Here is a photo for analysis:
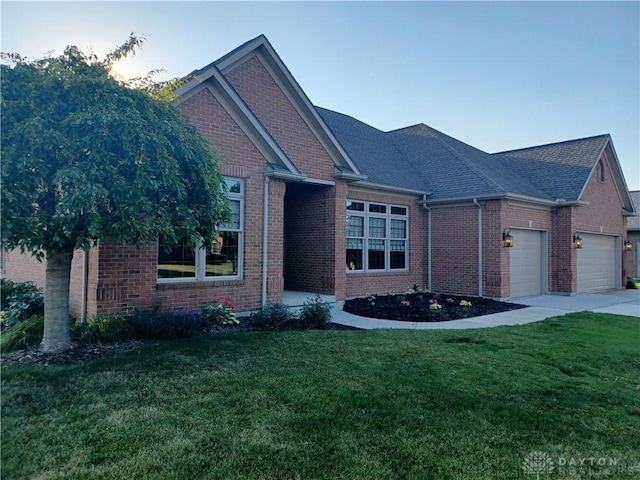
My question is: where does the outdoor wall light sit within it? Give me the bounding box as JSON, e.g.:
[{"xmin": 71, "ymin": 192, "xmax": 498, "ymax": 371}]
[
  {"xmin": 573, "ymin": 234, "xmax": 583, "ymax": 249},
  {"xmin": 503, "ymin": 230, "xmax": 514, "ymax": 248},
  {"xmin": 624, "ymin": 239, "xmax": 633, "ymax": 251}
]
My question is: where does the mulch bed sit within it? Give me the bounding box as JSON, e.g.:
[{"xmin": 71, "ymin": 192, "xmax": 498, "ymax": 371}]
[
  {"xmin": 344, "ymin": 292, "xmax": 526, "ymax": 322},
  {"xmin": 0, "ymin": 319, "xmax": 359, "ymax": 368}
]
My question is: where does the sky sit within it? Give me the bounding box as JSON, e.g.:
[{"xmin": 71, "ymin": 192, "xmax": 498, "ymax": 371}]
[{"xmin": 2, "ymin": 1, "xmax": 639, "ymax": 190}]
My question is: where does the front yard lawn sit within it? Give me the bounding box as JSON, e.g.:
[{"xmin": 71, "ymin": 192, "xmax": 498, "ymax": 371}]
[{"xmin": 2, "ymin": 312, "xmax": 639, "ymax": 479}]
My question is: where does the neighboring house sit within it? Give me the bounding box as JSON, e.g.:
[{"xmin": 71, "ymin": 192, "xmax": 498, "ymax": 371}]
[
  {"xmin": 624, "ymin": 191, "xmax": 640, "ymax": 279},
  {"xmin": 3, "ymin": 35, "xmax": 637, "ymax": 319}
]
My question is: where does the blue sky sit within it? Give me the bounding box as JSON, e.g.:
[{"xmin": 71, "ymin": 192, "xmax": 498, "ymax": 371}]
[{"xmin": 2, "ymin": 1, "xmax": 639, "ymax": 190}]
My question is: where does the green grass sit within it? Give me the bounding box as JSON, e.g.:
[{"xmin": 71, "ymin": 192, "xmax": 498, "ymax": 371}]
[{"xmin": 2, "ymin": 313, "xmax": 639, "ymax": 479}]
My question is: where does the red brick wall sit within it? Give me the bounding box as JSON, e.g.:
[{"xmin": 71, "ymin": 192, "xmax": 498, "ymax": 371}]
[
  {"xmin": 284, "ymin": 184, "xmax": 332, "ymax": 293},
  {"xmin": 345, "ymin": 189, "xmax": 427, "ymax": 297},
  {"xmin": 574, "ymin": 159, "xmax": 626, "ymax": 236},
  {"xmin": 482, "ymin": 200, "xmax": 508, "ymax": 298},
  {"xmin": 625, "ymin": 231, "xmax": 639, "ymax": 279},
  {"xmin": 224, "ymin": 56, "xmax": 336, "ymax": 181},
  {"xmin": 430, "ymin": 205, "xmax": 479, "ymax": 295}
]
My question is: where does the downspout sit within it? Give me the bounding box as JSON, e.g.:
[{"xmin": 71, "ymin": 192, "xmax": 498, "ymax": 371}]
[
  {"xmin": 422, "ymin": 194, "xmax": 432, "ymax": 291},
  {"xmin": 473, "ymin": 198, "xmax": 483, "ymax": 297},
  {"xmin": 261, "ymin": 176, "xmax": 270, "ymax": 306},
  {"xmin": 81, "ymin": 249, "xmax": 89, "ymax": 322}
]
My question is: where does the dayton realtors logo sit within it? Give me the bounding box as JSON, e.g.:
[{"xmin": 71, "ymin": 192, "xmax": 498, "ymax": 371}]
[
  {"xmin": 522, "ymin": 451, "xmax": 554, "ymax": 479},
  {"xmin": 521, "ymin": 451, "xmax": 638, "ymax": 478}
]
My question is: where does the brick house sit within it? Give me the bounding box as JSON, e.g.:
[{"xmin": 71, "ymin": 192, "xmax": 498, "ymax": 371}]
[{"xmin": 3, "ymin": 35, "xmax": 637, "ymax": 319}]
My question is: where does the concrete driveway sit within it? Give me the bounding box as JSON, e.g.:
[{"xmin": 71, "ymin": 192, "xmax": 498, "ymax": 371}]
[{"xmin": 331, "ymin": 289, "xmax": 640, "ymax": 330}]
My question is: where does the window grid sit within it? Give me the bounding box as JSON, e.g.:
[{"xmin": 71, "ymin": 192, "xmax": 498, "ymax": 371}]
[{"xmin": 346, "ymin": 200, "xmax": 408, "ymax": 273}]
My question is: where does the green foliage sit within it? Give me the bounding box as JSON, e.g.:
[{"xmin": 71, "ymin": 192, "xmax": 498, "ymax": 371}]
[
  {"xmin": 202, "ymin": 298, "xmax": 239, "ymax": 326},
  {"xmin": 0, "ymin": 278, "xmax": 17, "ymax": 309},
  {"xmin": 0, "ymin": 315, "xmax": 44, "ymax": 352},
  {"xmin": 130, "ymin": 307, "xmax": 207, "ymax": 340},
  {"xmin": 249, "ymin": 304, "xmax": 292, "ymax": 330},
  {"xmin": 74, "ymin": 315, "xmax": 135, "ymax": 343},
  {"xmin": 299, "ymin": 295, "xmax": 332, "ymax": 328},
  {"xmin": 626, "ymin": 277, "xmax": 640, "ymax": 289},
  {"xmin": 1, "ymin": 35, "xmax": 230, "ymax": 352},
  {"xmin": 0, "ymin": 279, "xmax": 44, "ymax": 327},
  {"xmin": 1, "ymin": 35, "xmax": 230, "ymax": 257}
]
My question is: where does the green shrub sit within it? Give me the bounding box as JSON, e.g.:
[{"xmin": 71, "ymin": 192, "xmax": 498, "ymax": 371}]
[
  {"xmin": 75, "ymin": 315, "xmax": 135, "ymax": 343},
  {"xmin": 0, "ymin": 315, "xmax": 44, "ymax": 352},
  {"xmin": 131, "ymin": 307, "xmax": 207, "ymax": 339},
  {"xmin": 0, "ymin": 280, "xmax": 44, "ymax": 327},
  {"xmin": 249, "ymin": 304, "xmax": 291, "ymax": 330},
  {"xmin": 1, "ymin": 278, "xmax": 17, "ymax": 309},
  {"xmin": 299, "ymin": 295, "xmax": 332, "ymax": 328}
]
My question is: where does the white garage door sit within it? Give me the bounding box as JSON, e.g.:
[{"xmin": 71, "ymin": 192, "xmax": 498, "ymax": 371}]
[
  {"xmin": 510, "ymin": 229, "xmax": 543, "ymax": 297},
  {"xmin": 577, "ymin": 234, "xmax": 616, "ymax": 293}
]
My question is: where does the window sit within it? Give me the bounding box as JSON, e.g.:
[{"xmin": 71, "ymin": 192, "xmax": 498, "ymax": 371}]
[
  {"xmin": 158, "ymin": 177, "xmax": 244, "ymax": 281},
  {"xmin": 346, "ymin": 200, "xmax": 408, "ymax": 272}
]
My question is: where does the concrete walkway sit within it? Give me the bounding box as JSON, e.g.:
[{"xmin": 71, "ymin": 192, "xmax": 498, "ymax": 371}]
[{"xmin": 329, "ymin": 289, "xmax": 640, "ymax": 330}]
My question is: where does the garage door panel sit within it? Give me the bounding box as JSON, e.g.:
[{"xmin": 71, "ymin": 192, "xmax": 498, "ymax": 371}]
[
  {"xmin": 510, "ymin": 229, "xmax": 543, "ymax": 297},
  {"xmin": 577, "ymin": 234, "xmax": 616, "ymax": 293}
]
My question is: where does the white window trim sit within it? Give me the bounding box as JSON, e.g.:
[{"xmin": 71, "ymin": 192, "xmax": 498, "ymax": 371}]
[
  {"xmin": 346, "ymin": 200, "xmax": 409, "ymax": 273},
  {"xmin": 157, "ymin": 177, "xmax": 244, "ymax": 283}
]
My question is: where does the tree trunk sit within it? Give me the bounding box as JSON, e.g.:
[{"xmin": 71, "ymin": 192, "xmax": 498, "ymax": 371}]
[{"xmin": 42, "ymin": 249, "xmax": 74, "ymax": 353}]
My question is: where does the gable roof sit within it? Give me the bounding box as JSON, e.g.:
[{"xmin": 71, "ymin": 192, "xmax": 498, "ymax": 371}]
[{"xmin": 175, "ymin": 35, "xmax": 364, "ymax": 182}]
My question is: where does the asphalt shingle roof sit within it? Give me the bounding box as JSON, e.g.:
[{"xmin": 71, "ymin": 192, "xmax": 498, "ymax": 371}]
[
  {"xmin": 317, "ymin": 106, "xmax": 612, "ymax": 204},
  {"xmin": 492, "ymin": 136, "xmax": 610, "ymax": 201}
]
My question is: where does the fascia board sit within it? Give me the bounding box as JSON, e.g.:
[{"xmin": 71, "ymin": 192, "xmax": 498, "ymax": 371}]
[
  {"xmin": 420, "ymin": 193, "xmax": 578, "ymax": 208},
  {"xmin": 350, "ymin": 181, "xmax": 430, "ymax": 197}
]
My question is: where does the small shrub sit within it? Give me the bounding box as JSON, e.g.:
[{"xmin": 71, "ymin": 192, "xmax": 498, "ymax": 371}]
[
  {"xmin": 0, "ymin": 280, "xmax": 44, "ymax": 327},
  {"xmin": 0, "ymin": 278, "xmax": 17, "ymax": 309},
  {"xmin": 75, "ymin": 315, "xmax": 135, "ymax": 343},
  {"xmin": 131, "ymin": 307, "xmax": 206, "ymax": 339},
  {"xmin": 250, "ymin": 304, "xmax": 291, "ymax": 330},
  {"xmin": 202, "ymin": 298, "xmax": 239, "ymax": 326},
  {"xmin": 459, "ymin": 300, "xmax": 472, "ymax": 307},
  {"xmin": 365, "ymin": 292, "xmax": 376, "ymax": 302},
  {"xmin": 429, "ymin": 301, "xmax": 442, "ymax": 310},
  {"xmin": 299, "ymin": 295, "xmax": 332, "ymax": 328},
  {"xmin": 0, "ymin": 315, "xmax": 44, "ymax": 352}
]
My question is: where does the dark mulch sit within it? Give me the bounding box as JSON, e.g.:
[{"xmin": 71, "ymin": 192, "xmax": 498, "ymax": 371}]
[
  {"xmin": 344, "ymin": 292, "xmax": 526, "ymax": 322},
  {"xmin": 0, "ymin": 319, "xmax": 359, "ymax": 368}
]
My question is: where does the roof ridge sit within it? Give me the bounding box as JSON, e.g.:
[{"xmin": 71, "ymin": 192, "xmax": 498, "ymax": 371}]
[
  {"xmin": 410, "ymin": 125, "xmax": 508, "ymax": 194},
  {"xmin": 495, "ymin": 133, "xmax": 610, "ymax": 155}
]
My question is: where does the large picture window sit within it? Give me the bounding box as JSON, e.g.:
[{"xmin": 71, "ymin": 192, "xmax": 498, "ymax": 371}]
[
  {"xmin": 346, "ymin": 200, "xmax": 408, "ymax": 272},
  {"xmin": 158, "ymin": 177, "xmax": 244, "ymax": 281}
]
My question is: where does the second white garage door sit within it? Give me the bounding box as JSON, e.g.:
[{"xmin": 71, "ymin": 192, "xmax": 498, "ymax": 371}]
[
  {"xmin": 577, "ymin": 234, "xmax": 617, "ymax": 293},
  {"xmin": 510, "ymin": 229, "xmax": 544, "ymax": 297}
]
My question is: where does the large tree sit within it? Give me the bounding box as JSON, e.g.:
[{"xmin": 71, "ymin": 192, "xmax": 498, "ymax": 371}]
[{"xmin": 1, "ymin": 37, "xmax": 229, "ymax": 352}]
